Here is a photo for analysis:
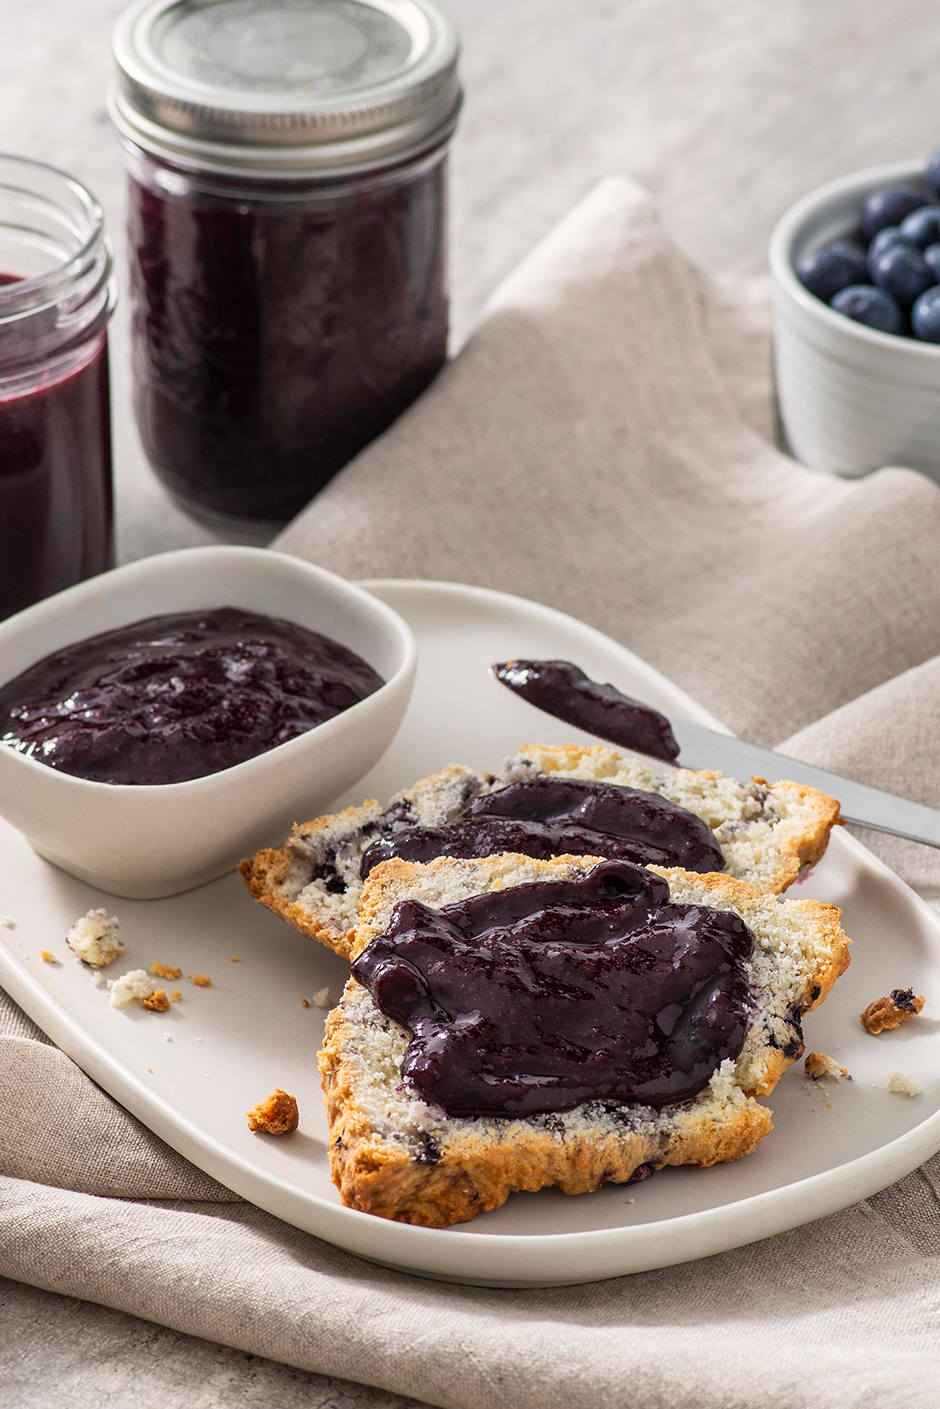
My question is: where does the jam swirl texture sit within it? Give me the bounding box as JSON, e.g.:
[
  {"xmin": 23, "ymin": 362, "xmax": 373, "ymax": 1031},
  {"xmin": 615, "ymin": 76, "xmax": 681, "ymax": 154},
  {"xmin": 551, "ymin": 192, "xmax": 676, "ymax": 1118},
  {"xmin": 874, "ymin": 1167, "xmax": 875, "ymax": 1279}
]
[
  {"xmin": 360, "ymin": 775, "xmax": 724, "ymax": 877},
  {"xmin": 352, "ymin": 860, "xmax": 753, "ymax": 1117},
  {"xmin": 492, "ymin": 659, "xmax": 680, "ymax": 762},
  {"xmin": 0, "ymin": 607, "xmax": 383, "ymax": 785}
]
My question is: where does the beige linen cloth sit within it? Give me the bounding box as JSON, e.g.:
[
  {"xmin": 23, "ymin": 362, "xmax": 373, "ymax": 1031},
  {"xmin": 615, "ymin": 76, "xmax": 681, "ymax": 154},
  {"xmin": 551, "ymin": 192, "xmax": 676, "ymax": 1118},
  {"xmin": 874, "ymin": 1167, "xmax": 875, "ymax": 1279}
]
[{"xmin": 4, "ymin": 176, "xmax": 940, "ymax": 1406}]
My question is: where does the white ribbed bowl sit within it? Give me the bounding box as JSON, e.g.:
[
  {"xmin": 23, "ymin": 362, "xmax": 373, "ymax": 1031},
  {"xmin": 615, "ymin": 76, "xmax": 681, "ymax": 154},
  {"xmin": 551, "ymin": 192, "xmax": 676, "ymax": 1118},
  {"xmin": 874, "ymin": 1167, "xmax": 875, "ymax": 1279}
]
[{"xmin": 770, "ymin": 158, "xmax": 940, "ymax": 480}]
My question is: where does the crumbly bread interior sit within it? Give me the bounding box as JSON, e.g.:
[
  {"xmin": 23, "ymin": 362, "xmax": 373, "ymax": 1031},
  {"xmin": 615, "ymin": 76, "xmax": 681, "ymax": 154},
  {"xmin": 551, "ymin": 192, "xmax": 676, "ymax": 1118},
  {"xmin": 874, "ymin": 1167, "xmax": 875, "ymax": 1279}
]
[
  {"xmin": 241, "ymin": 744, "xmax": 840, "ymax": 960},
  {"xmin": 319, "ymin": 853, "xmax": 851, "ymax": 1227}
]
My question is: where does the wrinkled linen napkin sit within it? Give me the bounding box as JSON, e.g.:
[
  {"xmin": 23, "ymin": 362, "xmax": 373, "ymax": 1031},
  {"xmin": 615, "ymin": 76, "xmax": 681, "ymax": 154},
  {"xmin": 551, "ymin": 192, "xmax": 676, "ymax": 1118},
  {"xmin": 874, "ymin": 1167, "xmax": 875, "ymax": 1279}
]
[{"xmin": 4, "ymin": 176, "xmax": 940, "ymax": 1409}]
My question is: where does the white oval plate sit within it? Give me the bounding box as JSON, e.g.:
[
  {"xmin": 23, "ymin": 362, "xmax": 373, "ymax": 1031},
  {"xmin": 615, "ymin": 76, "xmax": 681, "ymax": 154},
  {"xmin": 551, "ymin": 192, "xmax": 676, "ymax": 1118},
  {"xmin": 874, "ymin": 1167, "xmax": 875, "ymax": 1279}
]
[{"xmin": 1, "ymin": 580, "xmax": 939, "ymax": 1288}]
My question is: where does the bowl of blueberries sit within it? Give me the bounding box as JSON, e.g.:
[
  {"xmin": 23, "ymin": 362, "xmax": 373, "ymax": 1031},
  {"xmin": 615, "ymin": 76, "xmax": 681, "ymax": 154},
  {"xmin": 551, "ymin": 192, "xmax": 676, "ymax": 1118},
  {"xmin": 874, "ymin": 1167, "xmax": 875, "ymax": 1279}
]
[{"xmin": 770, "ymin": 149, "xmax": 940, "ymax": 479}]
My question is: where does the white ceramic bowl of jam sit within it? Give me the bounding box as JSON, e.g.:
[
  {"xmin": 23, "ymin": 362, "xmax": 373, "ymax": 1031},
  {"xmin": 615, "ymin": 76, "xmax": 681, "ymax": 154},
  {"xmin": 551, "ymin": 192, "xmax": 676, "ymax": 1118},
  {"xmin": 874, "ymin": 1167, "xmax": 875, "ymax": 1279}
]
[
  {"xmin": 0, "ymin": 546, "xmax": 416, "ymax": 898},
  {"xmin": 771, "ymin": 158, "xmax": 940, "ymax": 481}
]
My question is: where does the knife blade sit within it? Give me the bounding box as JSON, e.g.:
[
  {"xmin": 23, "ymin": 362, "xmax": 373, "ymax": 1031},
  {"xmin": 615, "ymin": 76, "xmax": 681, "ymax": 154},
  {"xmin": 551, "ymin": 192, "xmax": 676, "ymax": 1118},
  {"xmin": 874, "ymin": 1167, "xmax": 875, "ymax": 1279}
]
[{"xmin": 669, "ymin": 716, "xmax": 940, "ymax": 849}]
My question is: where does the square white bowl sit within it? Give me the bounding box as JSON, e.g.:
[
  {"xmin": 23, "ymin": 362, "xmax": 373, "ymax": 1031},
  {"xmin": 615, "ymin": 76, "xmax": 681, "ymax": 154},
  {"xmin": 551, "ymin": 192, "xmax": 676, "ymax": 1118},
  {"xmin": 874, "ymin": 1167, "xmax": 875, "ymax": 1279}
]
[
  {"xmin": 0, "ymin": 546, "xmax": 416, "ymax": 898},
  {"xmin": 770, "ymin": 158, "xmax": 940, "ymax": 481}
]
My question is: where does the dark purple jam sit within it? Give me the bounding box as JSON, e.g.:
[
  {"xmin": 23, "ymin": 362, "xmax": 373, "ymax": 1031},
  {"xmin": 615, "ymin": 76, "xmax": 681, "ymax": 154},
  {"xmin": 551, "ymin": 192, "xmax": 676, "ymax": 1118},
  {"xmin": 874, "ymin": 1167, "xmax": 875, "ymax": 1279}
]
[
  {"xmin": 0, "ymin": 606, "xmax": 383, "ymax": 785},
  {"xmin": 352, "ymin": 859, "xmax": 753, "ymax": 1117},
  {"xmin": 360, "ymin": 776, "xmax": 724, "ymax": 877},
  {"xmin": 128, "ymin": 154, "xmax": 448, "ymax": 528},
  {"xmin": 492, "ymin": 660, "xmax": 680, "ymax": 763},
  {"xmin": 0, "ymin": 276, "xmax": 113, "ymax": 621}
]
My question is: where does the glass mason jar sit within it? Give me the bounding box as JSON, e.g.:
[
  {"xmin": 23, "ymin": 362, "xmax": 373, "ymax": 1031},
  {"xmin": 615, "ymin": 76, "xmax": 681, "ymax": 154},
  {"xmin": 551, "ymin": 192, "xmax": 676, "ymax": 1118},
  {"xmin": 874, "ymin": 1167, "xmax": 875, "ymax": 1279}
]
[
  {"xmin": 110, "ymin": 0, "xmax": 461, "ymax": 536},
  {"xmin": 0, "ymin": 156, "xmax": 116, "ymax": 620}
]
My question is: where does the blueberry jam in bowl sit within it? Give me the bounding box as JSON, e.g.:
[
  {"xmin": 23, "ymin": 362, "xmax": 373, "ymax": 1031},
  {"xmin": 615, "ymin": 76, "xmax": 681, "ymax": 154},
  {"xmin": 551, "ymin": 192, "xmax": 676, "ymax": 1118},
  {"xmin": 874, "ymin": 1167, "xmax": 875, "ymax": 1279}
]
[
  {"xmin": 771, "ymin": 158, "xmax": 940, "ymax": 483},
  {"xmin": 0, "ymin": 546, "xmax": 416, "ymax": 898}
]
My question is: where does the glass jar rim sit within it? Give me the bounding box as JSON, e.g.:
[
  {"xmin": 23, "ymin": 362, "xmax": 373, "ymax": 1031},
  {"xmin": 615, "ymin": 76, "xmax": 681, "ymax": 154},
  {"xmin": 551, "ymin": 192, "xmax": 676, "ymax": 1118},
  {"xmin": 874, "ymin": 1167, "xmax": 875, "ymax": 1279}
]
[
  {"xmin": 0, "ymin": 154, "xmax": 106, "ymax": 306},
  {"xmin": 0, "ymin": 153, "xmax": 116, "ymax": 370}
]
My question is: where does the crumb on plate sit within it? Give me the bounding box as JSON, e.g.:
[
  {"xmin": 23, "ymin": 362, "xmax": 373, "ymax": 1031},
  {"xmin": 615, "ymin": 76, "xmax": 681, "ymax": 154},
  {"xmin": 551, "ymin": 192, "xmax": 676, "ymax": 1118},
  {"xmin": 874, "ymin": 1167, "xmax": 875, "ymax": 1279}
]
[
  {"xmin": 150, "ymin": 962, "xmax": 182, "ymax": 980},
  {"xmin": 886, "ymin": 1070, "xmax": 921, "ymax": 1097},
  {"xmin": 108, "ymin": 969, "xmax": 155, "ymax": 1009},
  {"xmin": 170, "ymin": 989, "xmax": 182, "ymax": 1003},
  {"xmin": 140, "ymin": 988, "xmax": 170, "ymax": 1013},
  {"xmin": 804, "ymin": 1051, "xmax": 850, "ymax": 1082},
  {"xmin": 301, "ymin": 999, "xmax": 310, "ymax": 1008},
  {"xmin": 860, "ymin": 989, "xmax": 925, "ymax": 1034},
  {"xmin": 0, "ymin": 915, "xmax": 16, "ymax": 929},
  {"xmin": 230, "ymin": 955, "xmax": 239, "ymax": 963},
  {"xmin": 192, "ymin": 973, "xmax": 211, "ymax": 987},
  {"xmin": 312, "ymin": 986, "xmax": 331, "ymax": 1009},
  {"xmin": 90, "ymin": 970, "xmax": 104, "ymax": 988},
  {"xmin": 38, "ymin": 950, "xmax": 59, "ymax": 965},
  {"xmin": 66, "ymin": 909, "xmax": 123, "ymax": 968},
  {"xmin": 246, "ymin": 1089, "xmax": 298, "ymax": 1135}
]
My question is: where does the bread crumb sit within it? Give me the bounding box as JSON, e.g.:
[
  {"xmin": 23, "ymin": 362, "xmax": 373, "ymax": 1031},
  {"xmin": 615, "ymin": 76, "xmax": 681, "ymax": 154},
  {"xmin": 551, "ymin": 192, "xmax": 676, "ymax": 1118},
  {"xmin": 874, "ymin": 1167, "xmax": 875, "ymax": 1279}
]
[
  {"xmin": 150, "ymin": 962, "xmax": 182, "ymax": 980},
  {"xmin": 230, "ymin": 955, "xmax": 239, "ymax": 962},
  {"xmin": 108, "ymin": 969, "xmax": 155, "ymax": 1009},
  {"xmin": 886, "ymin": 1070, "xmax": 921, "ymax": 1097},
  {"xmin": 66, "ymin": 909, "xmax": 123, "ymax": 968},
  {"xmin": 147, "ymin": 1067, "xmax": 153, "ymax": 1074},
  {"xmin": 38, "ymin": 950, "xmax": 59, "ymax": 965},
  {"xmin": 628, "ymin": 1197, "xmax": 635, "ymax": 1204},
  {"xmin": 141, "ymin": 988, "xmax": 170, "ymax": 1012},
  {"xmin": 90, "ymin": 970, "xmax": 104, "ymax": 988},
  {"xmin": 169, "ymin": 989, "xmax": 182, "ymax": 1003},
  {"xmin": 804, "ymin": 1051, "xmax": 850, "ymax": 1082},
  {"xmin": 861, "ymin": 989, "xmax": 925, "ymax": 1034},
  {"xmin": 0, "ymin": 915, "xmax": 16, "ymax": 929},
  {"xmin": 247, "ymin": 1089, "xmax": 299, "ymax": 1134},
  {"xmin": 301, "ymin": 999, "xmax": 310, "ymax": 1008},
  {"xmin": 192, "ymin": 974, "xmax": 211, "ymax": 987},
  {"xmin": 313, "ymin": 986, "xmax": 331, "ymax": 1009}
]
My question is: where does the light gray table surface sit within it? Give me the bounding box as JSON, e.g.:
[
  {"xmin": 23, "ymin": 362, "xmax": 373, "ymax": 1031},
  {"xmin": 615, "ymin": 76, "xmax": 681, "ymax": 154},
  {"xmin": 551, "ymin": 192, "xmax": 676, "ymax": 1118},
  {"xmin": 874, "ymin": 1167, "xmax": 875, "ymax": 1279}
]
[{"xmin": 3, "ymin": 0, "xmax": 940, "ymax": 1403}]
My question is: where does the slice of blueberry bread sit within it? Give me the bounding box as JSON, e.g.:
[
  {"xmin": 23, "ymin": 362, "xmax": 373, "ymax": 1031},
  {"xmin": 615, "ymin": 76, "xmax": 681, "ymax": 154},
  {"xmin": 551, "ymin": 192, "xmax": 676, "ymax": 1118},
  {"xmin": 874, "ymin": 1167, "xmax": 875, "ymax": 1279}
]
[
  {"xmin": 240, "ymin": 743, "xmax": 841, "ymax": 961},
  {"xmin": 318, "ymin": 853, "xmax": 851, "ymax": 1227}
]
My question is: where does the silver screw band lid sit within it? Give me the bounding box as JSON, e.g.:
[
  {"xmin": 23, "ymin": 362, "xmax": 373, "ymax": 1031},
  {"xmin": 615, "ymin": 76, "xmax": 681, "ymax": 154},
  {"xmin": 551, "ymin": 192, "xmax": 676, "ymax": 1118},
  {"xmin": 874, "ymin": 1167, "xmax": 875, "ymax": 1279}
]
[{"xmin": 111, "ymin": 0, "xmax": 461, "ymax": 177}]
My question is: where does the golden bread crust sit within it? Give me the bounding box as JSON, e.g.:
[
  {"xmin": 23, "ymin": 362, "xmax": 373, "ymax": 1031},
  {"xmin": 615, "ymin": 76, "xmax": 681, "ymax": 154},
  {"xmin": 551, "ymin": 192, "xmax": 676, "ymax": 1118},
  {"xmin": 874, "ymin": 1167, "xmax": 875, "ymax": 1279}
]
[{"xmin": 238, "ymin": 801, "xmax": 379, "ymax": 960}]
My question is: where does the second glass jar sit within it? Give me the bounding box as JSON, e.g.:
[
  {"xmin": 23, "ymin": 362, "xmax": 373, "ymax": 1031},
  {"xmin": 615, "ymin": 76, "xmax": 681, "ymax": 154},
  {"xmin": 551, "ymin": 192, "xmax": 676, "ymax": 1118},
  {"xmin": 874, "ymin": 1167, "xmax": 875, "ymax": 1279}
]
[
  {"xmin": 111, "ymin": 0, "xmax": 461, "ymax": 534},
  {"xmin": 124, "ymin": 145, "xmax": 449, "ymax": 532}
]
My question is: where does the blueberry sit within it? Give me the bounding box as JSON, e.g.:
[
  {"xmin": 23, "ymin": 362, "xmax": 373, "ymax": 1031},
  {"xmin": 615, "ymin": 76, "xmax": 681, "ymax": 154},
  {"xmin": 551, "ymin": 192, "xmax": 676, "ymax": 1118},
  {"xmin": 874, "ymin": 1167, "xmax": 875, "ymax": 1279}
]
[
  {"xmin": 869, "ymin": 243, "xmax": 934, "ymax": 309},
  {"xmin": 926, "ymin": 147, "xmax": 940, "ymax": 198},
  {"xmin": 796, "ymin": 239, "xmax": 868, "ymax": 302},
  {"xmin": 860, "ymin": 185, "xmax": 927, "ymax": 242},
  {"xmin": 866, "ymin": 226, "xmax": 913, "ymax": 270},
  {"xmin": 925, "ymin": 244, "xmax": 940, "ymax": 281},
  {"xmin": 830, "ymin": 284, "xmax": 903, "ymax": 334},
  {"xmin": 911, "ymin": 285, "xmax": 940, "ymax": 341},
  {"xmin": 898, "ymin": 205, "xmax": 940, "ymax": 248}
]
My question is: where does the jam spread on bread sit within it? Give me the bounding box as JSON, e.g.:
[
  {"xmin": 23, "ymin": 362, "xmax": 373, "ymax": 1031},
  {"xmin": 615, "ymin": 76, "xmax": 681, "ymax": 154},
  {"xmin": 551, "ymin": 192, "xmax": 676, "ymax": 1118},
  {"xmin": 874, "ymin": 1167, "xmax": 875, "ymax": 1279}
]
[
  {"xmin": 360, "ymin": 775, "xmax": 723, "ymax": 876},
  {"xmin": 352, "ymin": 859, "xmax": 753, "ymax": 1116},
  {"xmin": 0, "ymin": 607, "xmax": 382, "ymax": 784},
  {"xmin": 492, "ymin": 659, "xmax": 680, "ymax": 762}
]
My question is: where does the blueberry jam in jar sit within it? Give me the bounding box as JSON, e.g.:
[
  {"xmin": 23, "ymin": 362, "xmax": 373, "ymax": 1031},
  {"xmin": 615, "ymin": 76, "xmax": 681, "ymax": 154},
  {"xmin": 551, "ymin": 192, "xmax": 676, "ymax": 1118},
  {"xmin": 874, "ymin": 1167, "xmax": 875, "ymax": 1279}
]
[
  {"xmin": 111, "ymin": 0, "xmax": 461, "ymax": 534},
  {"xmin": 0, "ymin": 157, "xmax": 116, "ymax": 619}
]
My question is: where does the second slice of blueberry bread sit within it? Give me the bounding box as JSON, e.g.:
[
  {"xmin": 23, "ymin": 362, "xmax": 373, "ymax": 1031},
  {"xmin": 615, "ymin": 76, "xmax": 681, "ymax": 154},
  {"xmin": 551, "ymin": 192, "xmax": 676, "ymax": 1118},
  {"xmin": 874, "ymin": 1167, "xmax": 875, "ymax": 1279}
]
[{"xmin": 240, "ymin": 743, "xmax": 841, "ymax": 960}]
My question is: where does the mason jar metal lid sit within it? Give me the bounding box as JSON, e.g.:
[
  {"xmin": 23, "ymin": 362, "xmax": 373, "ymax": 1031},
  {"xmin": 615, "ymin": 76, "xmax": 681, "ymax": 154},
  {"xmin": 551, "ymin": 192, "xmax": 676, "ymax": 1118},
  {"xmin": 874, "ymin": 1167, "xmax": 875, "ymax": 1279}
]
[{"xmin": 110, "ymin": 0, "xmax": 461, "ymax": 178}]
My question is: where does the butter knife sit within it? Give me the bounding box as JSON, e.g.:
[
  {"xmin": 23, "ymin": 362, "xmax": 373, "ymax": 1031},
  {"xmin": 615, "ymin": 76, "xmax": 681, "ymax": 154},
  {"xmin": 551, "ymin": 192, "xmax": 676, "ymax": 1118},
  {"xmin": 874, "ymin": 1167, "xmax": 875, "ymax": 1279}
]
[{"xmin": 669, "ymin": 717, "xmax": 940, "ymax": 850}]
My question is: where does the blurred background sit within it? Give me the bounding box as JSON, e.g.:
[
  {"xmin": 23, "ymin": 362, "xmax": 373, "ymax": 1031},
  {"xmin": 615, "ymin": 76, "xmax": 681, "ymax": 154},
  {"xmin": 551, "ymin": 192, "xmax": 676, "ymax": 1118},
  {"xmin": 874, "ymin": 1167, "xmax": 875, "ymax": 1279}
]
[{"xmin": 6, "ymin": 0, "xmax": 937, "ymax": 564}]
